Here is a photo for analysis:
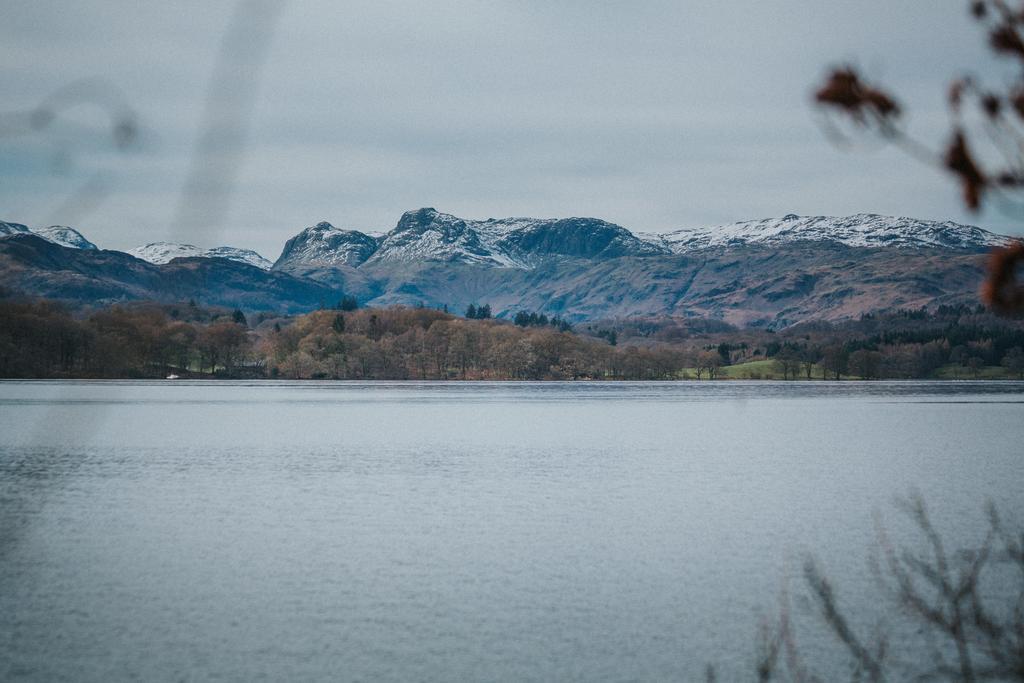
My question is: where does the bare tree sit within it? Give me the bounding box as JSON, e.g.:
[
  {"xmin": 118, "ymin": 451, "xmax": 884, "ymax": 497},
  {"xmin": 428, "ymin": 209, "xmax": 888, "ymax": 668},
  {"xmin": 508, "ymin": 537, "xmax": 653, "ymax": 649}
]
[
  {"xmin": 849, "ymin": 349, "xmax": 882, "ymax": 380},
  {"xmin": 698, "ymin": 350, "xmax": 723, "ymax": 380},
  {"xmin": 821, "ymin": 345, "xmax": 849, "ymax": 380},
  {"xmin": 774, "ymin": 349, "xmax": 802, "ymax": 380},
  {"xmin": 801, "ymin": 347, "xmax": 821, "ymax": 380},
  {"xmin": 735, "ymin": 495, "xmax": 1024, "ymax": 681}
]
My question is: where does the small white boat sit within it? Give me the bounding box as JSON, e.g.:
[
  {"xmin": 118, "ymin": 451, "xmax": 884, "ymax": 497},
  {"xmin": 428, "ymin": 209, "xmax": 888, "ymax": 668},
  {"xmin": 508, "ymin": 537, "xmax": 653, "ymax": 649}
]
[{"xmin": 166, "ymin": 374, "xmax": 180, "ymax": 380}]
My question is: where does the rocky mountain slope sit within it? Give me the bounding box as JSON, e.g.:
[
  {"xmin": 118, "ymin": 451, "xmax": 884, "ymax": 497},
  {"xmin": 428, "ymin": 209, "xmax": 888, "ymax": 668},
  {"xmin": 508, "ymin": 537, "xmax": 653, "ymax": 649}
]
[
  {"xmin": 0, "ymin": 210, "xmax": 1012, "ymax": 325},
  {"xmin": 275, "ymin": 222, "xmax": 381, "ymax": 269},
  {"xmin": 274, "ymin": 208, "xmax": 1005, "ymax": 272},
  {"xmin": 270, "ymin": 208, "xmax": 1005, "ymax": 325},
  {"xmin": 274, "ymin": 208, "xmax": 666, "ymax": 270}
]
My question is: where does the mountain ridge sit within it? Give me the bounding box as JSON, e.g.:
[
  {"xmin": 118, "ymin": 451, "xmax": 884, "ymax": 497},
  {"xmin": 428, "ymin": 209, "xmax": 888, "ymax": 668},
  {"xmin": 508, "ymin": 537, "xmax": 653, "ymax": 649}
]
[
  {"xmin": 0, "ymin": 210, "xmax": 1014, "ymax": 326},
  {"xmin": 273, "ymin": 208, "xmax": 1009, "ymax": 272},
  {"xmin": 272, "ymin": 208, "xmax": 669, "ymax": 270},
  {"xmin": 129, "ymin": 242, "xmax": 272, "ymax": 270},
  {"xmin": 641, "ymin": 213, "xmax": 1010, "ymax": 253},
  {"xmin": 0, "ymin": 222, "xmax": 98, "ymax": 251}
]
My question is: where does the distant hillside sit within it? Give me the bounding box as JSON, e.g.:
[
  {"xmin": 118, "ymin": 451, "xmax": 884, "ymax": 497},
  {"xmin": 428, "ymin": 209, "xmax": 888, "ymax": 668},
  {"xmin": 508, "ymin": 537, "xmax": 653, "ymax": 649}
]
[
  {"xmin": 272, "ymin": 209, "xmax": 1003, "ymax": 326},
  {"xmin": 0, "ymin": 210, "xmax": 1012, "ymax": 325},
  {"xmin": 0, "ymin": 234, "xmax": 335, "ymax": 312}
]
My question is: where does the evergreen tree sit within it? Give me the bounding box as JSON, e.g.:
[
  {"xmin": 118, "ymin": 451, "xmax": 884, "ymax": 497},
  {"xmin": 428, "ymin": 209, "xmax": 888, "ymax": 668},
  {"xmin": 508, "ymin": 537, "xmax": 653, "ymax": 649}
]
[
  {"xmin": 332, "ymin": 314, "xmax": 345, "ymax": 333},
  {"xmin": 478, "ymin": 304, "xmax": 492, "ymax": 319},
  {"xmin": 465, "ymin": 304, "xmax": 477, "ymax": 319},
  {"xmin": 232, "ymin": 309, "xmax": 247, "ymax": 326}
]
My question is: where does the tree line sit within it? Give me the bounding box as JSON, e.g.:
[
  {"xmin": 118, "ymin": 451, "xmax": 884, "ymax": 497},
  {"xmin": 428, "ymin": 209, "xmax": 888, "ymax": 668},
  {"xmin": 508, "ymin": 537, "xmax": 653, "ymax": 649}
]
[
  {"xmin": 1, "ymin": 297, "xmax": 1022, "ymax": 380},
  {"xmin": 598, "ymin": 305, "xmax": 1024, "ymax": 380},
  {"xmin": 0, "ymin": 299, "xmax": 255, "ymax": 378},
  {"xmin": 263, "ymin": 306, "xmax": 687, "ymax": 380}
]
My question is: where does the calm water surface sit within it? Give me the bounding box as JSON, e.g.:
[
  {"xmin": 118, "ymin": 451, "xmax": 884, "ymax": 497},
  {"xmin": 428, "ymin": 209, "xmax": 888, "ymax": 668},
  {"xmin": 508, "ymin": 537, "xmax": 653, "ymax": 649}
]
[{"xmin": 1, "ymin": 380, "xmax": 1022, "ymax": 681}]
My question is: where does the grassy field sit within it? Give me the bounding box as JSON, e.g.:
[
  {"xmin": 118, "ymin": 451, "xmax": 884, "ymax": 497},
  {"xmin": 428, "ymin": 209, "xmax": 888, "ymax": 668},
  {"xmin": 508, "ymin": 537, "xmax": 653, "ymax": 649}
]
[
  {"xmin": 678, "ymin": 359, "xmax": 788, "ymax": 380},
  {"xmin": 719, "ymin": 359, "xmax": 783, "ymax": 379}
]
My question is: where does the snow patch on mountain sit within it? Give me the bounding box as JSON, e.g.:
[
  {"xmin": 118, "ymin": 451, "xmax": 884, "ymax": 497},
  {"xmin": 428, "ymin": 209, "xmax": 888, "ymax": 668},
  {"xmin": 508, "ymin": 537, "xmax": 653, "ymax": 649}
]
[
  {"xmin": 0, "ymin": 221, "xmax": 32, "ymax": 237},
  {"xmin": 642, "ymin": 213, "xmax": 1009, "ymax": 253},
  {"xmin": 129, "ymin": 242, "xmax": 272, "ymax": 269},
  {"xmin": 33, "ymin": 225, "xmax": 98, "ymax": 250},
  {"xmin": 366, "ymin": 209, "xmax": 509, "ymax": 266},
  {"xmin": 1, "ymin": 221, "xmax": 98, "ymax": 250},
  {"xmin": 280, "ymin": 209, "xmax": 1010, "ymax": 272},
  {"xmin": 490, "ymin": 216, "xmax": 668, "ymax": 264},
  {"xmin": 274, "ymin": 222, "xmax": 381, "ymax": 269},
  {"xmin": 359, "ymin": 208, "xmax": 666, "ymax": 269}
]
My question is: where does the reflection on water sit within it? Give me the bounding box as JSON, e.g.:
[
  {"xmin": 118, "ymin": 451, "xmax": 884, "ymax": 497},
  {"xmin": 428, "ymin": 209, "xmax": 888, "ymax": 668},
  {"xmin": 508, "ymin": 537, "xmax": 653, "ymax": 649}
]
[{"xmin": 1, "ymin": 381, "xmax": 1022, "ymax": 680}]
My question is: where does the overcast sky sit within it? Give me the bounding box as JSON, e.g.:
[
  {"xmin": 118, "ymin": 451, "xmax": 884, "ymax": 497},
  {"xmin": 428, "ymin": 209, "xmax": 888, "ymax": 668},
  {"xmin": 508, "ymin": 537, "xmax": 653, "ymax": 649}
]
[{"xmin": 2, "ymin": 1, "xmax": 1019, "ymax": 259}]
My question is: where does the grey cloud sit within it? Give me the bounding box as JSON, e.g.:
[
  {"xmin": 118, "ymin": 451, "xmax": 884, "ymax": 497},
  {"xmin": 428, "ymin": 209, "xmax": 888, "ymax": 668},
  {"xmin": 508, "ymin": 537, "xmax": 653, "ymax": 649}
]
[{"xmin": 1, "ymin": 0, "xmax": 1020, "ymax": 260}]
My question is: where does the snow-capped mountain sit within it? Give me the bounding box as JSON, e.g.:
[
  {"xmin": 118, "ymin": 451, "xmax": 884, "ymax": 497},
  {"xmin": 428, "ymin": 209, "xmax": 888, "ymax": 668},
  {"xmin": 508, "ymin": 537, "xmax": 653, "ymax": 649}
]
[
  {"xmin": 0, "ymin": 222, "xmax": 97, "ymax": 250},
  {"xmin": 129, "ymin": 242, "xmax": 272, "ymax": 270},
  {"xmin": 380, "ymin": 208, "xmax": 667, "ymax": 265},
  {"xmin": 2, "ymin": 221, "xmax": 269, "ymax": 268},
  {"xmin": 366, "ymin": 209, "xmax": 504, "ymax": 266},
  {"xmin": 0, "ymin": 221, "xmax": 31, "ymax": 237},
  {"xmin": 276, "ymin": 209, "xmax": 1010, "ymax": 273},
  {"xmin": 2, "ymin": 209, "xmax": 1017, "ymax": 326},
  {"xmin": 202, "ymin": 246, "xmax": 273, "ymax": 269},
  {"xmin": 275, "ymin": 222, "xmax": 381, "ymax": 269},
  {"xmin": 479, "ymin": 214, "xmax": 667, "ymax": 265},
  {"xmin": 275, "ymin": 208, "xmax": 667, "ymax": 270},
  {"xmin": 642, "ymin": 213, "xmax": 1009, "ymax": 253},
  {"xmin": 32, "ymin": 225, "xmax": 98, "ymax": 250}
]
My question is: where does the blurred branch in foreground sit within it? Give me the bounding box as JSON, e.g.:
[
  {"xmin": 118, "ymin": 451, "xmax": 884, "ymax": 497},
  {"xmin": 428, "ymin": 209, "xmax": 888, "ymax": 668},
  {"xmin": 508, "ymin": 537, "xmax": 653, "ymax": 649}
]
[
  {"xmin": 0, "ymin": 77, "xmax": 139, "ymax": 226},
  {"xmin": 0, "ymin": 76, "xmax": 138, "ymax": 148},
  {"xmin": 709, "ymin": 494, "xmax": 1024, "ymax": 681},
  {"xmin": 0, "ymin": 0, "xmax": 286, "ymax": 238},
  {"xmin": 812, "ymin": 1, "xmax": 1024, "ymax": 314},
  {"xmin": 173, "ymin": 0, "xmax": 287, "ymax": 243}
]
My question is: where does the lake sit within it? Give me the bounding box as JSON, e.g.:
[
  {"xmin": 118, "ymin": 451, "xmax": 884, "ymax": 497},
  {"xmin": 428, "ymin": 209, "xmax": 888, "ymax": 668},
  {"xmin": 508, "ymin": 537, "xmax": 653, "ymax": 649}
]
[{"xmin": 1, "ymin": 380, "xmax": 1022, "ymax": 681}]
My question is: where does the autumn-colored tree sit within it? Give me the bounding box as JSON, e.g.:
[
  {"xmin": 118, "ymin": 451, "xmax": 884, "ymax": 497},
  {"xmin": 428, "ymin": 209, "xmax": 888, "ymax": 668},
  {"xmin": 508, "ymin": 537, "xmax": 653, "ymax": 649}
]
[
  {"xmin": 198, "ymin": 321, "xmax": 251, "ymax": 375},
  {"xmin": 696, "ymin": 350, "xmax": 722, "ymax": 380}
]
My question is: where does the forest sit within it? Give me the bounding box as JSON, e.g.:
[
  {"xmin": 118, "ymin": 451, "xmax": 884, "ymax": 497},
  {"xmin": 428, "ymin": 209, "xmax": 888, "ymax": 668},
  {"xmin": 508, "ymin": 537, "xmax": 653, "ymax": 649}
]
[{"xmin": 1, "ymin": 296, "xmax": 1023, "ymax": 380}]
